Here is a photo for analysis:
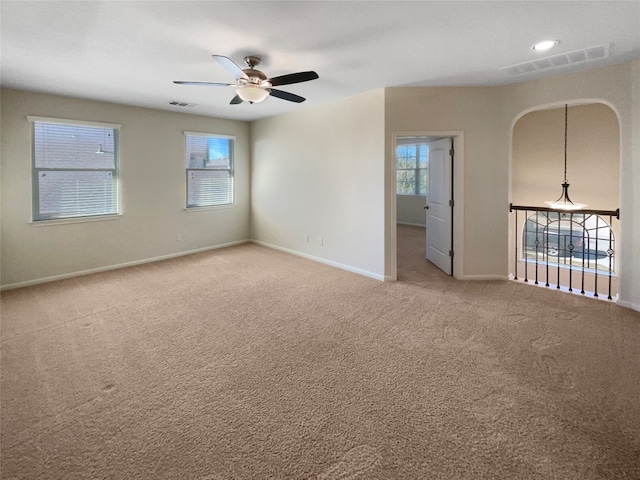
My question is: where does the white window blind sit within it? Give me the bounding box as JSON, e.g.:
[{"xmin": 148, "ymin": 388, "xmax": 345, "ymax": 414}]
[
  {"xmin": 31, "ymin": 119, "xmax": 119, "ymax": 221},
  {"xmin": 185, "ymin": 133, "xmax": 234, "ymax": 208}
]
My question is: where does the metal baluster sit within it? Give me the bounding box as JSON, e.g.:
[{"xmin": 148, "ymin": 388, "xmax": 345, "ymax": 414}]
[
  {"xmin": 556, "ymin": 213, "xmax": 561, "ymax": 289},
  {"xmin": 509, "ymin": 204, "xmax": 618, "ymax": 302},
  {"xmin": 607, "ymin": 214, "xmax": 613, "ymax": 300},
  {"xmin": 568, "ymin": 213, "xmax": 573, "ymax": 292},
  {"xmin": 534, "ymin": 210, "xmax": 539, "ymax": 285},
  {"xmin": 580, "ymin": 237, "xmax": 586, "ymax": 295},
  {"xmin": 523, "ymin": 210, "xmax": 528, "ymax": 283},
  {"xmin": 545, "ymin": 214, "xmax": 550, "ymax": 287},
  {"xmin": 514, "ymin": 208, "xmax": 518, "ymax": 280},
  {"xmin": 593, "ymin": 216, "xmax": 599, "ymax": 297}
]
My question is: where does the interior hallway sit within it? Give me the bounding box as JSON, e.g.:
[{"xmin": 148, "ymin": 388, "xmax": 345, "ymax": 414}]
[{"xmin": 396, "ymin": 224, "xmax": 453, "ymax": 285}]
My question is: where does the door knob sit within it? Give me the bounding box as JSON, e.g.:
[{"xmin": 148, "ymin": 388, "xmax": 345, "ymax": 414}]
[{"xmin": 424, "ymin": 205, "xmax": 429, "ymax": 209}]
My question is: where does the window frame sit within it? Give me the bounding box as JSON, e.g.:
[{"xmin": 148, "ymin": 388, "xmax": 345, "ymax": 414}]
[
  {"xmin": 396, "ymin": 143, "xmax": 428, "ymax": 196},
  {"xmin": 28, "ymin": 116, "xmax": 121, "ymax": 224},
  {"xmin": 522, "ymin": 211, "xmax": 616, "ymax": 273},
  {"xmin": 183, "ymin": 131, "xmax": 235, "ymax": 210}
]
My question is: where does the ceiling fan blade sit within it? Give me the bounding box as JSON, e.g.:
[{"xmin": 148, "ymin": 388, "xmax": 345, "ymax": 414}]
[
  {"xmin": 230, "ymin": 95, "xmax": 244, "ymax": 105},
  {"xmin": 269, "ymin": 89, "xmax": 306, "ymax": 103},
  {"xmin": 268, "ymin": 71, "xmax": 318, "ymax": 87},
  {"xmin": 173, "ymin": 81, "xmax": 232, "ymax": 87},
  {"xmin": 212, "ymin": 55, "xmax": 249, "ymax": 80}
]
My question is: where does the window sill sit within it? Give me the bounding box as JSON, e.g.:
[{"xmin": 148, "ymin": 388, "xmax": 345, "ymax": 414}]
[
  {"xmin": 184, "ymin": 203, "xmax": 235, "ymax": 213},
  {"xmin": 31, "ymin": 214, "xmax": 122, "ymax": 227}
]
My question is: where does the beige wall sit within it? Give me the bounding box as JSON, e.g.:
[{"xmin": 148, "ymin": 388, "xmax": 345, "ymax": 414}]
[
  {"xmin": 0, "ymin": 89, "xmax": 251, "ymax": 287},
  {"xmin": 2, "ymin": 60, "xmax": 638, "ymax": 311},
  {"xmin": 502, "ymin": 60, "xmax": 639, "ymax": 310},
  {"xmin": 397, "ymin": 195, "xmax": 426, "ymax": 226},
  {"xmin": 512, "ymin": 103, "xmax": 619, "ymax": 209},
  {"xmin": 385, "ymin": 61, "xmax": 638, "ymax": 309},
  {"xmin": 631, "ymin": 58, "xmax": 640, "ymax": 309},
  {"xmin": 251, "ymin": 90, "xmax": 387, "ymax": 279},
  {"xmin": 385, "ymin": 87, "xmax": 504, "ymax": 279}
]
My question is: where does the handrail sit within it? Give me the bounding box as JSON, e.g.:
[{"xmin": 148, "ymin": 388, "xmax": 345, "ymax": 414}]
[
  {"xmin": 510, "ymin": 203, "xmax": 619, "ymax": 219},
  {"xmin": 509, "ymin": 204, "xmax": 619, "ymax": 300}
]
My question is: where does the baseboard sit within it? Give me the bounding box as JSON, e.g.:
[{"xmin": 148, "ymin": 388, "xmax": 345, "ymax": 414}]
[
  {"xmin": 0, "ymin": 239, "xmax": 250, "ymax": 291},
  {"xmin": 251, "ymin": 240, "xmax": 386, "ymax": 282},
  {"xmin": 397, "ymin": 222, "xmax": 426, "ymax": 227},
  {"xmin": 616, "ymin": 299, "xmax": 640, "ymax": 313},
  {"xmin": 459, "ymin": 274, "xmax": 510, "ymax": 281}
]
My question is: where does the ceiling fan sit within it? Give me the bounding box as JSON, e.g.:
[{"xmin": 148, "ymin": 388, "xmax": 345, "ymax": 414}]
[{"xmin": 174, "ymin": 55, "xmax": 319, "ymax": 105}]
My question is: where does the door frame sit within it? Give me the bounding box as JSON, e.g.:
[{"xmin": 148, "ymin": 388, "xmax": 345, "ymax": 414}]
[{"xmin": 387, "ymin": 131, "xmax": 464, "ymax": 281}]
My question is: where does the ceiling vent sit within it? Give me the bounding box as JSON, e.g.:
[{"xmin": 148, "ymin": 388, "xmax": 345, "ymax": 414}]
[
  {"xmin": 501, "ymin": 44, "xmax": 609, "ymax": 77},
  {"xmin": 167, "ymin": 100, "xmax": 197, "ymax": 108}
]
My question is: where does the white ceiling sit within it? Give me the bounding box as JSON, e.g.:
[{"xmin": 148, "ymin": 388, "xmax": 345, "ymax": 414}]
[{"xmin": 2, "ymin": 1, "xmax": 639, "ymax": 122}]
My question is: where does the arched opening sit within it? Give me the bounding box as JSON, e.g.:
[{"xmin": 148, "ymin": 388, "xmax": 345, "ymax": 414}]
[{"xmin": 510, "ymin": 102, "xmax": 620, "ymax": 299}]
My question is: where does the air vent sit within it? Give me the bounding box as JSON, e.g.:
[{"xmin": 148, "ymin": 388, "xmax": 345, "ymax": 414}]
[
  {"xmin": 167, "ymin": 101, "xmax": 197, "ymax": 108},
  {"xmin": 501, "ymin": 44, "xmax": 609, "ymax": 77}
]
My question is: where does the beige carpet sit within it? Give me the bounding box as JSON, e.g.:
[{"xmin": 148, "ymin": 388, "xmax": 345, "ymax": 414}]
[{"xmin": 1, "ymin": 225, "xmax": 639, "ymax": 479}]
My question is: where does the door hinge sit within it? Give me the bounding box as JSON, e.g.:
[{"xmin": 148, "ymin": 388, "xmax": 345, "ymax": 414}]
[
  {"xmin": 449, "ymin": 148, "xmax": 454, "ymax": 156},
  {"xmin": 449, "ymin": 250, "xmax": 454, "ymax": 258},
  {"xmin": 449, "ymin": 199, "xmax": 454, "ymax": 207}
]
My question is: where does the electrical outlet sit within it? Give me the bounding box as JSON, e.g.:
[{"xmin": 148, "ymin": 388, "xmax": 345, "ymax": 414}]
[
  {"xmin": 304, "ymin": 234, "xmax": 310, "ymax": 243},
  {"xmin": 176, "ymin": 233, "xmax": 183, "ymax": 241}
]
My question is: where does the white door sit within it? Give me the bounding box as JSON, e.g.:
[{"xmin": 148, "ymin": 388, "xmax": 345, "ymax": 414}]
[{"xmin": 426, "ymin": 138, "xmax": 453, "ymax": 275}]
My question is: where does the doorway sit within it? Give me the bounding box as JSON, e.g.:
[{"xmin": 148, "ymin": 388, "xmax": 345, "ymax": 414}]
[{"xmin": 394, "ymin": 133, "xmax": 458, "ymax": 281}]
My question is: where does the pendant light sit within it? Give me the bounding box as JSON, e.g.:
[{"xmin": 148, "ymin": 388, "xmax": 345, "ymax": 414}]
[{"xmin": 545, "ymin": 104, "xmax": 587, "ymax": 210}]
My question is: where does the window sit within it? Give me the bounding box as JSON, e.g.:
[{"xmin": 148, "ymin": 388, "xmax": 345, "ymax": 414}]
[
  {"xmin": 30, "ymin": 117, "xmax": 120, "ymax": 221},
  {"xmin": 184, "ymin": 132, "xmax": 234, "ymax": 208},
  {"xmin": 522, "ymin": 211, "xmax": 615, "ymax": 273},
  {"xmin": 396, "ymin": 143, "xmax": 427, "ymax": 195}
]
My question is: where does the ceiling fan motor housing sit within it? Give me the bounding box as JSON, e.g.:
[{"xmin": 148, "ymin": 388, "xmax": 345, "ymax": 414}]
[
  {"xmin": 240, "ymin": 56, "xmax": 268, "ymax": 84},
  {"xmin": 242, "ymin": 69, "xmax": 268, "ymax": 84}
]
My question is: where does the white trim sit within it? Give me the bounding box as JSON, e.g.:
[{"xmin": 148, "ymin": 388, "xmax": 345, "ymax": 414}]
[
  {"xmin": 389, "ymin": 131, "xmax": 464, "ymax": 280},
  {"xmin": 460, "ymin": 274, "xmax": 510, "ymax": 281},
  {"xmin": 616, "ymin": 300, "xmax": 640, "ymax": 313},
  {"xmin": 510, "ymin": 276, "xmax": 626, "ymax": 305},
  {"xmin": 183, "ymin": 131, "xmax": 235, "ymax": 139},
  {"xmin": 31, "ymin": 214, "xmax": 122, "ymax": 226},
  {"xmin": 184, "ymin": 203, "xmax": 236, "ymax": 212},
  {"xmin": 27, "ymin": 115, "xmax": 121, "ymax": 130},
  {"xmin": 251, "ymin": 240, "xmax": 386, "ymax": 282},
  {"xmin": 397, "ymin": 222, "xmax": 426, "ymax": 227},
  {"xmin": 0, "ymin": 240, "xmax": 250, "ymax": 291}
]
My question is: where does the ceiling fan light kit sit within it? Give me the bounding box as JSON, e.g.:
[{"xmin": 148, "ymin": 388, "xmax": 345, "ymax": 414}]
[
  {"xmin": 236, "ymin": 84, "xmax": 270, "ymax": 103},
  {"xmin": 174, "ymin": 54, "xmax": 319, "ymax": 105}
]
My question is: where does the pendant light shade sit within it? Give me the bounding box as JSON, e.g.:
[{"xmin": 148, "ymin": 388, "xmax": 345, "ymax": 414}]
[{"xmin": 545, "ymin": 104, "xmax": 587, "ymax": 210}]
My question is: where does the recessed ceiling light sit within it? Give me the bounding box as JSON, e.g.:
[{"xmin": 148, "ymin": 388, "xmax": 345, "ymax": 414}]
[{"xmin": 531, "ymin": 40, "xmax": 559, "ymax": 52}]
